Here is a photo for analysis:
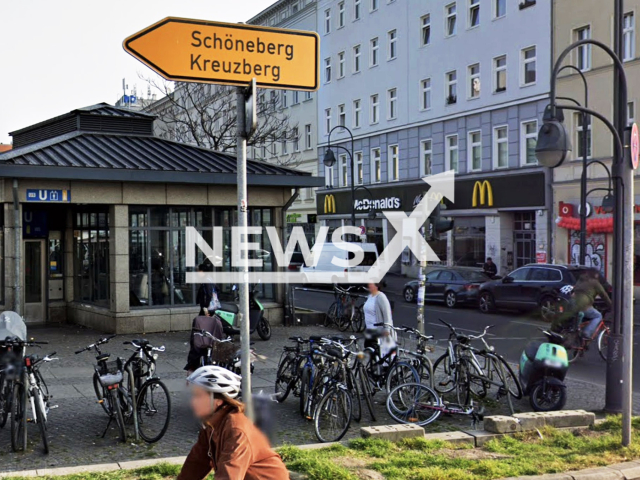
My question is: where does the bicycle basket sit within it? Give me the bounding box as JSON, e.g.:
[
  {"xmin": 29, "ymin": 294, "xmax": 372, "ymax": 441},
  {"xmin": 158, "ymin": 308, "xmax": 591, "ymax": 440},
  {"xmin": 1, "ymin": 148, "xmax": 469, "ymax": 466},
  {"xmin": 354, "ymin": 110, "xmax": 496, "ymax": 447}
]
[
  {"xmin": 98, "ymin": 359, "xmax": 124, "ymax": 387},
  {"xmin": 211, "ymin": 341, "xmax": 238, "ymax": 365}
]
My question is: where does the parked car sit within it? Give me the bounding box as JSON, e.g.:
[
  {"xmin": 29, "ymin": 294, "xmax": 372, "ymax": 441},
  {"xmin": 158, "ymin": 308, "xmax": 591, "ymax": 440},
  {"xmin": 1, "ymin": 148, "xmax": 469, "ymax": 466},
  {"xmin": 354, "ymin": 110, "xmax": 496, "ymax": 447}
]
[
  {"xmin": 403, "ymin": 268, "xmax": 490, "ymax": 308},
  {"xmin": 478, "ymin": 264, "xmax": 613, "ymax": 321}
]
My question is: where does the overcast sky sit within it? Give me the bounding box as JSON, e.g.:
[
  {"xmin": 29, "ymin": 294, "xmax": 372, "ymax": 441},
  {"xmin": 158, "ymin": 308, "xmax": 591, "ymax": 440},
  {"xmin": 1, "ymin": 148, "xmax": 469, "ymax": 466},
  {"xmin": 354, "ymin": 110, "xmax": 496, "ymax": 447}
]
[{"xmin": 0, "ymin": 0, "xmax": 274, "ymax": 144}]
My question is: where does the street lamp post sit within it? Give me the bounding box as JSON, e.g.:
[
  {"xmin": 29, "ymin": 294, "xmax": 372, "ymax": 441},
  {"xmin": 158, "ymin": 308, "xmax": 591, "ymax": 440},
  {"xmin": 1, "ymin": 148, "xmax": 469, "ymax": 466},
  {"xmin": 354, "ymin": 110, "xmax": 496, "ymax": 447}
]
[
  {"xmin": 322, "ymin": 126, "xmax": 356, "ymax": 230},
  {"xmin": 536, "ymin": 31, "xmax": 633, "ymax": 445}
]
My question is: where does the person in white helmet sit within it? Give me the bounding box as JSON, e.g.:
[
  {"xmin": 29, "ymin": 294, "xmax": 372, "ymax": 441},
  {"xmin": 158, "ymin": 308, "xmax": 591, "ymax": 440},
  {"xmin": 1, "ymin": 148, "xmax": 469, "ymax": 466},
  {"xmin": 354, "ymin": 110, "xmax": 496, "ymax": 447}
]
[{"xmin": 178, "ymin": 365, "xmax": 288, "ymax": 480}]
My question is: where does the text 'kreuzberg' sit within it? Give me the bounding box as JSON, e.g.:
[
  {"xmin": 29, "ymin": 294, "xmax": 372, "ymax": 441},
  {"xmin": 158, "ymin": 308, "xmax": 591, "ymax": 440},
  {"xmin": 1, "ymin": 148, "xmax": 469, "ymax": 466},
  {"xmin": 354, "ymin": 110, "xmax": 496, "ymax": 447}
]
[{"xmin": 190, "ymin": 30, "xmax": 295, "ymax": 82}]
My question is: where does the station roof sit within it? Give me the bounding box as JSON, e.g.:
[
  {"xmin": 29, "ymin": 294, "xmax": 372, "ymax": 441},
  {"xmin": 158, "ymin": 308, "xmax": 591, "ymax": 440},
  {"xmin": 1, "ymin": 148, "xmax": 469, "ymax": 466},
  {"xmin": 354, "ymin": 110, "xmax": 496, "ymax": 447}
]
[{"xmin": 1, "ymin": 104, "xmax": 322, "ymax": 188}]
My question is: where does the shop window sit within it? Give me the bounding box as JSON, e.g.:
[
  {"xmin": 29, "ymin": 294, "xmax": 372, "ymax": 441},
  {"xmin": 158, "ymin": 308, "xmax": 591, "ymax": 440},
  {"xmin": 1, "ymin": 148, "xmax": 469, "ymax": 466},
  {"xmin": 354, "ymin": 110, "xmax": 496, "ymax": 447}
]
[
  {"xmin": 74, "ymin": 208, "xmax": 110, "ymax": 306},
  {"xmin": 452, "ymin": 217, "xmax": 485, "ymax": 268}
]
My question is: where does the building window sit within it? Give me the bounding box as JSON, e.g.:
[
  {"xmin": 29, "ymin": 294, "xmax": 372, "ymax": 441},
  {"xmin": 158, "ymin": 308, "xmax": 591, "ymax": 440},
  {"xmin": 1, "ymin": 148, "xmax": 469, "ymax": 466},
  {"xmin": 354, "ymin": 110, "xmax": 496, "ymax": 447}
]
[
  {"xmin": 292, "ymin": 90, "xmax": 299, "ymax": 104},
  {"xmin": 353, "ymin": 99, "xmax": 362, "ymax": 128},
  {"xmin": 338, "ymin": 1, "xmax": 345, "ymax": 27},
  {"xmin": 421, "ymin": 78, "xmax": 431, "ymax": 110},
  {"xmin": 325, "ymin": 165, "xmax": 334, "ymax": 188},
  {"xmin": 292, "ymin": 1, "xmax": 299, "ymax": 14},
  {"xmin": 281, "ymin": 90, "xmax": 288, "ymax": 108},
  {"xmin": 575, "ymin": 113, "xmax": 592, "ymax": 159},
  {"xmin": 445, "ymin": 3, "xmax": 457, "ymax": 36},
  {"xmin": 74, "ymin": 209, "xmax": 109, "ymax": 306},
  {"xmin": 521, "ymin": 46, "xmax": 536, "ymax": 85},
  {"xmin": 387, "ymin": 88, "xmax": 397, "ymax": 119},
  {"xmin": 354, "ymin": 0, "xmax": 361, "ymax": 20},
  {"xmin": 628, "ymin": 101, "xmax": 635, "ymax": 126},
  {"xmin": 338, "ymin": 104, "xmax": 346, "ymax": 126},
  {"xmin": 468, "ymin": 130, "xmax": 482, "ymax": 171},
  {"xmin": 494, "ymin": 0, "xmax": 506, "ymax": 18},
  {"xmin": 293, "ymin": 127, "xmax": 300, "ymax": 151},
  {"xmin": 353, "ymin": 44, "xmax": 361, "ymax": 73},
  {"xmin": 305, "ymin": 91, "xmax": 312, "ymax": 101},
  {"xmin": 388, "ymin": 145, "xmax": 399, "ymax": 181},
  {"xmin": 446, "ymin": 70, "xmax": 457, "ymax": 104},
  {"xmin": 574, "ymin": 26, "xmax": 591, "ymax": 71},
  {"xmin": 339, "ymin": 154, "xmax": 348, "ymax": 186},
  {"xmin": 281, "ymin": 133, "xmax": 288, "ymax": 154},
  {"xmin": 521, "ymin": 120, "xmax": 538, "ymax": 165},
  {"xmin": 370, "ymin": 37, "xmax": 379, "ymax": 66},
  {"xmin": 324, "ymin": 57, "xmax": 332, "ymax": 83},
  {"xmin": 355, "ymin": 152, "xmax": 364, "ymax": 185},
  {"xmin": 446, "ymin": 135, "xmax": 459, "ymax": 172},
  {"xmin": 325, "ymin": 108, "xmax": 332, "ymax": 134},
  {"xmin": 420, "ymin": 139, "xmax": 432, "ymax": 176},
  {"xmin": 494, "ymin": 55, "xmax": 507, "ymax": 92},
  {"xmin": 421, "ymin": 14, "xmax": 431, "ymax": 46},
  {"xmin": 371, "ymin": 147, "xmax": 381, "ymax": 183},
  {"xmin": 370, "ymin": 94, "xmax": 379, "ymax": 123},
  {"xmin": 338, "ymin": 51, "xmax": 345, "ymax": 78},
  {"xmin": 324, "ymin": 9, "xmax": 331, "ymax": 33},
  {"xmin": 468, "ymin": 63, "xmax": 480, "ymax": 98},
  {"xmin": 493, "ymin": 126, "xmax": 509, "ymax": 168},
  {"xmin": 624, "ymin": 12, "xmax": 635, "ymax": 61},
  {"xmin": 388, "ymin": 30, "xmax": 397, "ymax": 60},
  {"xmin": 371, "ymin": 0, "xmax": 378, "ymax": 12},
  {"xmin": 305, "ymin": 124, "xmax": 312, "ymax": 149},
  {"xmin": 469, "ymin": 0, "xmax": 480, "ymax": 28}
]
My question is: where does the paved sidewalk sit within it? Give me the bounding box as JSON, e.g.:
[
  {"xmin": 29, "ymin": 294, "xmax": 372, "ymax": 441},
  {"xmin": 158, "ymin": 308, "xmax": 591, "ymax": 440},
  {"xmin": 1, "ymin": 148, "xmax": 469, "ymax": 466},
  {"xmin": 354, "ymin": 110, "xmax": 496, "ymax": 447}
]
[{"xmin": 0, "ymin": 322, "xmax": 635, "ymax": 473}]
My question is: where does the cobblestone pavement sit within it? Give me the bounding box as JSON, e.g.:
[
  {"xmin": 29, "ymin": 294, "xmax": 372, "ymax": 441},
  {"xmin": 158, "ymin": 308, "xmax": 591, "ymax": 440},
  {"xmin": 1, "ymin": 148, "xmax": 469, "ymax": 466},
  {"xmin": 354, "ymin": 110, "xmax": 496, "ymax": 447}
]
[{"xmin": 0, "ymin": 322, "xmax": 636, "ymax": 472}]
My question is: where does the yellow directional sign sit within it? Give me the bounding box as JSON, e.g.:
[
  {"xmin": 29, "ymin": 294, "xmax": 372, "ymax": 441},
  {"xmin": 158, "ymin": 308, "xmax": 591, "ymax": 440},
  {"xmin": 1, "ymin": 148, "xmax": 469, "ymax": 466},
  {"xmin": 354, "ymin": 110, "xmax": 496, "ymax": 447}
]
[{"xmin": 123, "ymin": 17, "xmax": 319, "ymax": 91}]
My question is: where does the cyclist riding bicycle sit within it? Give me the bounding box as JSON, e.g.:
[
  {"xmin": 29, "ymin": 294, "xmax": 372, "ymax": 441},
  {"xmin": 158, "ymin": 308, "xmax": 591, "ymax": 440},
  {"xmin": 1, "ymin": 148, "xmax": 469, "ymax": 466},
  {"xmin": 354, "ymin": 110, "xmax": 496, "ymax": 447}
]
[
  {"xmin": 572, "ymin": 268, "xmax": 612, "ymax": 339},
  {"xmin": 178, "ymin": 366, "xmax": 288, "ymax": 480}
]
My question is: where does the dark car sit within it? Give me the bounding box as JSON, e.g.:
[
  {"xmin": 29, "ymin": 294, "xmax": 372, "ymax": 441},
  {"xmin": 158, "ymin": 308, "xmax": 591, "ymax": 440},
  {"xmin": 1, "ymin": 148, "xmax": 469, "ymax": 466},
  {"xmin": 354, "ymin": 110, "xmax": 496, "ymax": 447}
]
[
  {"xmin": 403, "ymin": 268, "xmax": 491, "ymax": 308},
  {"xmin": 478, "ymin": 264, "xmax": 612, "ymax": 321}
]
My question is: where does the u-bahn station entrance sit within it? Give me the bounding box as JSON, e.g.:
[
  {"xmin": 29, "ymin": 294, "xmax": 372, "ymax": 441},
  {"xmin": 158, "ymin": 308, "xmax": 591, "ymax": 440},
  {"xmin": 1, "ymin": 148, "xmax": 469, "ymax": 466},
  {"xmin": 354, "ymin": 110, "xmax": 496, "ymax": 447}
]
[{"xmin": 0, "ymin": 103, "xmax": 321, "ymax": 333}]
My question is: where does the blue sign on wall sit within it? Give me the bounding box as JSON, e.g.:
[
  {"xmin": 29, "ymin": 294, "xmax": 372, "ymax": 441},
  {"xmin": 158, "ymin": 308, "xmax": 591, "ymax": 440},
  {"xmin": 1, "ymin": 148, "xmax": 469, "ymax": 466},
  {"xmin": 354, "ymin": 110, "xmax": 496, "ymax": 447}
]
[{"xmin": 26, "ymin": 189, "xmax": 71, "ymax": 202}]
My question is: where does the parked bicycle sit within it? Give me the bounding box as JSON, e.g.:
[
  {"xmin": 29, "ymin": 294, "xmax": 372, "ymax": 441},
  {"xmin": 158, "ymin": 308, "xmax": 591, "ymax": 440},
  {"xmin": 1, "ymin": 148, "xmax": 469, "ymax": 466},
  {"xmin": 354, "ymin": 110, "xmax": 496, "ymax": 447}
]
[
  {"xmin": 122, "ymin": 339, "xmax": 171, "ymax": 443},
  {"xmin": 192, "ymin": 329, "xmax": 255, "ymax": 376},
  {"xmin": 9, "ymin": 339, "xmax": 57, "ymax": 454},
  {"xmin": 432, "ymin": 319, "xmax": 522, "ymax": 414},
  {"xmin": 393, "ymin": 325, "xmax": 435, "ymax": 388},
  {"xmin": 325, "ymin": 285, "xmax": 366, "ymax": 332}
]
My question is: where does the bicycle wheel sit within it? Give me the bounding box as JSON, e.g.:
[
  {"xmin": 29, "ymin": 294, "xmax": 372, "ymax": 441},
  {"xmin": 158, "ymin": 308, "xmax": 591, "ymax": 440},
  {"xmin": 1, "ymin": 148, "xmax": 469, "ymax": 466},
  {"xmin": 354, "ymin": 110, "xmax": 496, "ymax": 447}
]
[
  {"xmin": 337, "ymin": 307, "xmax": 351, "ymax": 332},
  {"xmin": 352, "ymin": 307, "xmax": 364, "ymax": 333},
  {"xmin": 598, "ymin": 327, "xmax": 610, "ymax": 362},
  {"xmin": 314, "ymin": 387, "xmax": 352, "ymax": 443},
  {"xmin": 11, "ymin": 382, "xmax": 27, "ymax": 452},
  {"xmin": 34, "ymin": 391, "xmax": 49, "ymax": 454},
  {"xmin": 299, "ymin": 366, "xmax": 311, "ymax": 417},
  {"xmin": 386, "ymin": 382, "xmax": 442, "ymax": 426},
  {"xmin": 111, "ymin": 389, "xmax": 126, "ymax": 443},
  {"xmin": 386, "ymin": 361, "xmax": 419, "ymax": 393},
  {"xmin": 346, "ymin": 370, "xmax": 362, "ymax": 422},
  {"xmin": 455, "ymin": 359, "xmax": 473, "ymax": 407},
  {"xmin": 275, "ymin": 355, "xmax": 297, "ymax": 403},
  {"xmin": 432, "ymin": 353, "xmax": 456, "ymax": 394},
  {"xmin": 493, "ymin": 356, "xmax": 523, "ymax": 400},
  {"xmin": 493, "ymin": 359, "xmax": 515, "ymax": 415},
  {"xmin": 325, "ymin": 302, "xmax": 339, "ymax": 327},
  {"xmin": 137, "ymin": 379, "xmax": 171, "ymax": 443},
  {"xmin": 93, "ymin": 372, "xmax": 113, "ymax": 416},
  {"xmin": 357, "ymin": 363, "xmax": 376, "ymax": 421}
]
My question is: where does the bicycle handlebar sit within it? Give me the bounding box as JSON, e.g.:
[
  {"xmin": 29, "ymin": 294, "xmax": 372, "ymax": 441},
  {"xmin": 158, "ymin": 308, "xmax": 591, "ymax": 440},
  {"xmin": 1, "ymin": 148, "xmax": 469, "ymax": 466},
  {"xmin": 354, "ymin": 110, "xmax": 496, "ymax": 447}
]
[{"xmin": 75, "ymin": 334, "xmax": 116, "ymax": 354}]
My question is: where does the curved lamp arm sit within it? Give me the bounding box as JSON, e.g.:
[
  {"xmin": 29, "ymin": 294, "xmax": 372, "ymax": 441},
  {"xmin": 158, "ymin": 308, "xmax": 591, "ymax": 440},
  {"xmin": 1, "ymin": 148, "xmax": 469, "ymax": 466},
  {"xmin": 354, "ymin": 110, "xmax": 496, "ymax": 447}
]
[{"xmin": 557, "ymin": 65, "xmax": 588, "ymax": 108}]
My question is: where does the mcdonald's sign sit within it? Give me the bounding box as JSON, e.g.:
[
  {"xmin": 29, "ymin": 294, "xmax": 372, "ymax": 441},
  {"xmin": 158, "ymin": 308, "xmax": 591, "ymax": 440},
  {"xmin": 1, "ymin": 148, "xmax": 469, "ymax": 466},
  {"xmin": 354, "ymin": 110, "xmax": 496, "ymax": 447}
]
[
  {"xmin": 324, "ymin": 194, "xmax": 336, "ymax": 214},
  {"xmin": 472, "ymin": 180, "xmax": 494, "ymax": 207}
]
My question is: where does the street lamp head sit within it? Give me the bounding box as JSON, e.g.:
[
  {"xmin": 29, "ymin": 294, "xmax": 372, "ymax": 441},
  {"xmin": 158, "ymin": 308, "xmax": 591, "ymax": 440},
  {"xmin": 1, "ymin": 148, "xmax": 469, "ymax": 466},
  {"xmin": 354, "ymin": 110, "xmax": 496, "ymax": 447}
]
[
  {"xmin": 535, "ymin": 117, "xmax": 572, "ymax": 168},
  {"xmin": 601, "ymin": 193, "xmax": 615, "ymax": 213},
  {"xmin": 323, "ymin": 148, "xmax": 337, "ymax": 168}
]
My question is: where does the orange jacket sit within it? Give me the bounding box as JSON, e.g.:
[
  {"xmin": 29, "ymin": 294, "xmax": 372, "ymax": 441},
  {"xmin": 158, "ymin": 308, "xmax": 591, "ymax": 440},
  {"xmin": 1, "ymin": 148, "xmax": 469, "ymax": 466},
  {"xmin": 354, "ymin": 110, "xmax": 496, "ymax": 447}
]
[{"xmin": 177, "ymin": 404, "xmax": 288, "ymax": 480}]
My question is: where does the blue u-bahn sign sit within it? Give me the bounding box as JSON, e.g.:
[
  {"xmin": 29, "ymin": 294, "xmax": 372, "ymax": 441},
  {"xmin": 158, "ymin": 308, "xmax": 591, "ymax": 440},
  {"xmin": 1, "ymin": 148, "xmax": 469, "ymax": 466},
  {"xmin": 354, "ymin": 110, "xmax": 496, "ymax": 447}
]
[{"xmin": 26, "ymin": 189, "xmax": 71, "ymax": 202}]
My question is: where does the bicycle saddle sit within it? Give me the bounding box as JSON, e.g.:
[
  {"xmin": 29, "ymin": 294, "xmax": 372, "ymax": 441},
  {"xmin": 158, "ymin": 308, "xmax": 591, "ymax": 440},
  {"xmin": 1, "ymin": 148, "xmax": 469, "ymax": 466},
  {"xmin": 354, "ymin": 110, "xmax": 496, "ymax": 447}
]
[
  {"xmin": 309, "ymin": 335, "xmax": 324, "ymax": 342},
  {"xmin": 96, "ymin": 353, "xmax": 111, "ymax": 362},
  {"xmin": 131, "ymin": 339, "xmax": 150, "ymax": 347},
  {"xmin": 326, "ymin": 347, "xmax": 345, "ymax": 360}
]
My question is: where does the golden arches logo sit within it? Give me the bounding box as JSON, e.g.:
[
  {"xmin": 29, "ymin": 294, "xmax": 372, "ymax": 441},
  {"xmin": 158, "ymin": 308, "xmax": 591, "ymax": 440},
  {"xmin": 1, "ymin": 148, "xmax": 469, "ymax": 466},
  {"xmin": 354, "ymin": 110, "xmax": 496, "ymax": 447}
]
[
  {"xmin": 324, "ymin": 194, "xmax": 336, "ymax": 214},
  {"xmin": 472, "ymin": 180, "xmax": 493, "ymax": 207}
]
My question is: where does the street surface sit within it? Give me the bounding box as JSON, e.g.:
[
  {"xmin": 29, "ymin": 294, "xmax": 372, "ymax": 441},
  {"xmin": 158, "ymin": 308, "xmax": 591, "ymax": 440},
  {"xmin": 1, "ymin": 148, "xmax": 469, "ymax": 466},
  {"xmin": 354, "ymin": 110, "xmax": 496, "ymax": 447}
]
[{"xmin": 0, "ymin": 281, "xmax": 636, "ymax": 472}]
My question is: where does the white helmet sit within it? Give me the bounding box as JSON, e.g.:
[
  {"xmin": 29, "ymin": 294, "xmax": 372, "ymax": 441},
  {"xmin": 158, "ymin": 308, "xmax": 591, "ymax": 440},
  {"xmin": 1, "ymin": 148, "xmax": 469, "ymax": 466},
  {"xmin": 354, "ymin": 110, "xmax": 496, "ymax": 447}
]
[{"xmin": 187, "ymin": 366, "xmax": 242, "ymax": 399}]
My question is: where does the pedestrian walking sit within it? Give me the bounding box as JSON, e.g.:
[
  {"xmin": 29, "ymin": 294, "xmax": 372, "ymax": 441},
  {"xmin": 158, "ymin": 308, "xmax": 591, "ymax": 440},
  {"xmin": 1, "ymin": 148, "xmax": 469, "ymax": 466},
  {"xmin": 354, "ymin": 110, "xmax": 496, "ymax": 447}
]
[{"xmin": 178, "ymin": 366, "xmax": 289, "ymax": 480}]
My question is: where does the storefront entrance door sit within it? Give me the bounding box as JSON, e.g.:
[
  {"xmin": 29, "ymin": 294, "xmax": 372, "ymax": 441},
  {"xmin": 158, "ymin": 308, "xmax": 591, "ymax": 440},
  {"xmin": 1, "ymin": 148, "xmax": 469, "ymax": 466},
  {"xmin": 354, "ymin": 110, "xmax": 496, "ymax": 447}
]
[
  {"xmin": 23, "ymin": 239, "xmax": 46, "ymax": 323},
  {"xmin": 513, "ymin": 212, "xmax": 536, "ymax": 268}
]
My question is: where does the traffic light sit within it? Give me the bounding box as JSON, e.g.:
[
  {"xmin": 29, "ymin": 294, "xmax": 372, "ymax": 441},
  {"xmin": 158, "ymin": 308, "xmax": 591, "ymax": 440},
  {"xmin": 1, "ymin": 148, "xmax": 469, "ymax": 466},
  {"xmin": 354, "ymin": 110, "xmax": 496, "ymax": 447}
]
[{"xmin": 427, "ymin": 203, "xmax": 454, "ymax": 241}]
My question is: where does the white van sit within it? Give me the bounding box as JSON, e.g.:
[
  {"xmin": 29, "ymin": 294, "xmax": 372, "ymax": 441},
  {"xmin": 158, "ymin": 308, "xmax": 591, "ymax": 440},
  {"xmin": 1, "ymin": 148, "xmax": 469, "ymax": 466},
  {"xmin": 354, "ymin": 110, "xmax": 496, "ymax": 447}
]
[{"xmin": 300, "ymin": 242, "xmax": 379, "ymax": 284}]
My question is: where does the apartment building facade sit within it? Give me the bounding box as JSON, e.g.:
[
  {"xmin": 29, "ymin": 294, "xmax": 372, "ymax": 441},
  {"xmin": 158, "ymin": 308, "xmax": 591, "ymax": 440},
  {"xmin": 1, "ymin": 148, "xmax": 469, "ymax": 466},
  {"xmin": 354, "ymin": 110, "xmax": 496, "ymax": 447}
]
[
  {"xmin": 248, "ymin": 0, "xmax": 320, "ymax": 242},
  {"xmin": 315, "ymin": 0, "xmax": 552, "ymax": 275},
  {"xmin": 552, "ymin": 0, "xmax": 640, "ymax": 285}
]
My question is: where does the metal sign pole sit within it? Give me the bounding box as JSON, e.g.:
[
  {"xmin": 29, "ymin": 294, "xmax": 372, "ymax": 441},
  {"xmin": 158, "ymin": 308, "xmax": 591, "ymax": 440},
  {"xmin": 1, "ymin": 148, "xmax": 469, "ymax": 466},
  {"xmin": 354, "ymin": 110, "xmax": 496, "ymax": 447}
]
[
  {"xmin": 416, "ymin": 226, "xmax": 427, "ymax": 334},
  {"xmin": 236, "ymin": 86, "xmax": 253, "ymax": 421}
]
